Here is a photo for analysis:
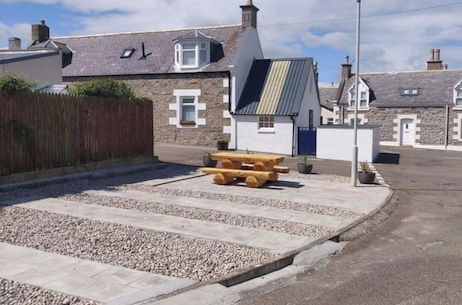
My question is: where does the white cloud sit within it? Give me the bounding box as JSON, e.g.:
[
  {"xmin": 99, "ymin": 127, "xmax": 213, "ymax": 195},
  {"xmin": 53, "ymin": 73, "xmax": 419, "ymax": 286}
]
[
  {"xmin": 1, "ymin": 0, "xmax": 461, "ymax": 79},
  {"xmin": 0, "ymin": 22, "xmax": 30, "ymax": 49}
]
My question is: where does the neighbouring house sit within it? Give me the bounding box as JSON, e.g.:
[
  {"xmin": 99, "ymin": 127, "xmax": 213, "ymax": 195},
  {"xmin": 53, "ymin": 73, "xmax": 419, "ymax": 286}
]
[
  {"xmin": 28, "ymin": 0, "xmax": 321, "ymax": 153},
  {"xmin": 0, "ymin": 37, "xmax": 62, "ymax": 85},
  {"xmin": 234, "ymin": 58, "xmax": 320, "ymax": 155},
  {"xmin": 331, "ymin": 51, "xmax": 462, "ymax": 151},
  {"xmin": 319, "ymin": 83, "xmax": 337, "ymax": 125}
]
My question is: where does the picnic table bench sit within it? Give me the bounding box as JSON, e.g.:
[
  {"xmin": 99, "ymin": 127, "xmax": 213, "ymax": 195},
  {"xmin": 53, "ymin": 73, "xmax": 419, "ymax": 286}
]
[{"xmin": 201, "ymin": 152, "xmax": 289, "ymax": 188}]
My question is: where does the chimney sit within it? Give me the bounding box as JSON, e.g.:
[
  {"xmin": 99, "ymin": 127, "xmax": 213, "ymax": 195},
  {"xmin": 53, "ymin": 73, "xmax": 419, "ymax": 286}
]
[
  {"xmin": 427, "ymin": 48, "xmax": 443, "ymax": 70},
  {"xmin": 341, "ymin": 56, "xmax": 352, "ymax": 80},
  {"xmin": 8, "ymin": 37, "xmax": 21, "ymax": 50},
  {"xmin": 31, "ymin": 20, "xmax": 50, "ymax": 43},
  {"xmin": 240, "ymin": 0, "xmax": 259, "ymax": 29}
]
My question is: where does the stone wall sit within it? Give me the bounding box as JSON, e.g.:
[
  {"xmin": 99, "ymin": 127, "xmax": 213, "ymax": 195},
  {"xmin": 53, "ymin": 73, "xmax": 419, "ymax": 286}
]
[
  {"xmin": 65, "ymin": 73, "xmax": 231, "ymax": 147},
  {"xmin": 338, "ymin": 106, "xmax": 462, "ymax": 146}
]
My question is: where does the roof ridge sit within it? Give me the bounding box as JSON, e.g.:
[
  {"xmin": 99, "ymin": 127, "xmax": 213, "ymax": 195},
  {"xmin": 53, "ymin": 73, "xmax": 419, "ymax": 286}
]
[
  {"xmin": 53, "ymin": 24, "xmax": 242, "ymax": 40},
  {"xmin": 354, "ymin": 69, "xmax": 462, "ymax": 76}
]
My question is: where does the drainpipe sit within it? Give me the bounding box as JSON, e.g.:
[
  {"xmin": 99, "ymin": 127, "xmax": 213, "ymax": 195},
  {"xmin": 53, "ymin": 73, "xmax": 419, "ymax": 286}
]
[
  {"xmin": 290, "ymin": 115, "xmax": 296, "ymax": 157},
  {"xmin": 445, "ymin": 104, "xmax": 449, "ymax": 149}
]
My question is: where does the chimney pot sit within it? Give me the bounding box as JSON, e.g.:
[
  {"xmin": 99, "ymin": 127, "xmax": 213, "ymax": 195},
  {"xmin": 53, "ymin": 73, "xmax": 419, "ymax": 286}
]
[
  {"xmin": 8, "ymin": 37, "xmax": 21, "ymax": 50},
  {"xmin": 40, "ymin": 20, "xmax": 46, "ymax": 25},
  {"xmin": 435, "ymin": 49, "xmax": 441, "ymax": 61},
  {"xmin": 240, "ymin": 0, "xmax": 259, "ymax": 29}
]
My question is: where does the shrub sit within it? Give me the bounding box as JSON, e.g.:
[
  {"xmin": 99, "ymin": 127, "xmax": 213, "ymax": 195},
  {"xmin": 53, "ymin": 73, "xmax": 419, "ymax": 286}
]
[
  {"xmin": 0, "ymin": 74, "xmax": 33, "ymax": 94},
  {"xmin": 70, "ymin": 79, "xmax": 137, "ymax": 100}
]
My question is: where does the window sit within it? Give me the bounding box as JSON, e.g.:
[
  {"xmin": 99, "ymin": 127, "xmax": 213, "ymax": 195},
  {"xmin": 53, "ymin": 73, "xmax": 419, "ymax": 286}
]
[
  {"xmin": 401, "ymin": 88, "xmax": 419, "ymax": 96},
  {"xmin": 182, "ymin": 43, "xmax": 197, "ymax": 66},
  {"xmin": 199, "ymin": 43, "xmax": 207, "ymax": 65},
  {"xmin": 180, "ymin": 97, "xmax": 196, "ymax": 124},
  {"xmin": 258, "ymin": 116, "xmax": 274, "ymax": 129},
  {"xmin": 120, "ymin": 48, "xmax": 135, "ymax": 58},
  {"xmin": 455, "ymin": 81, "xmax": 462, "ymax": 106},
  {"xmin": 327, "ymin": 118, "xmax": 334, "ymax": 125},
  {"xmin": 174, "ymin": 41, "xmax": 210, "ymax": 70},
  {"xmin": 350, "ymin": 118, "xmax": 362, "ymax": 125}
]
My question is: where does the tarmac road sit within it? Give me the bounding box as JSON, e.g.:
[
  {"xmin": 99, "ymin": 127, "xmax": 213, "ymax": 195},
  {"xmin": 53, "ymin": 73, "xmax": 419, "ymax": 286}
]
[{"xmin": 238, "ymin": 147, "xmax": 462, "ymax": 305}]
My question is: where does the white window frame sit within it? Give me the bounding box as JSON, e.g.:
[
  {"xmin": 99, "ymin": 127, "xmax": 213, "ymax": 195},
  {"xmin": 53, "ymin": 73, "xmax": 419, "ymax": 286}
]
[
  {"xmin": 454, "ymin": 80, "xmax": 462, "ymax": 108},
  {"xmin": 258, "ymin": 115, "xmax": 275, "ymax": 133},
  {"xmin": 180, "ymin": 96, "xmax": 197, "ymax": 124},
  {"xmin": 174, "ymin": 41, "xmax": 210, "ymax": 70},
  {"xmin": 348, "ymin": 79, "xmax": 370, "ymax": 110},
  {"xmin": 170, "ymin": 89, "xmax": 206, "ymax": 128}
]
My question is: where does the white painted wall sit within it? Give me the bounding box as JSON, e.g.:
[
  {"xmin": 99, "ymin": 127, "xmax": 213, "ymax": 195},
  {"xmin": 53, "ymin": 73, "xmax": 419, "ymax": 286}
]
[
  {"xmin": 321, "ymin": 107, "xmax": 334, "ymax": 124},
  {"xmin": 317, "ymin": 126, "xmax": 381, "ymax": 162},
  {"xmin": 0, "ymin": 52, "xmax": 62, "ymax": 84},
  {"xmin": 228, "ymin": 27, "xmax": 264, "ymax": 149},
  {"xmin": 236, "ymin": 115, "xmax": 294, "ymax": 155},
  {"xmin": 294, "ymin": 65, "xmax": 321, "ymax": 154}
]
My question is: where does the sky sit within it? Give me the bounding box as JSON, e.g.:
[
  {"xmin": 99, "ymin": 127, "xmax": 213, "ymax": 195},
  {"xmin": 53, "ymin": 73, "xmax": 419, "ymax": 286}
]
[{"xmin": 1, "ymin": 0, "xmax": 462, "ymax": 83}]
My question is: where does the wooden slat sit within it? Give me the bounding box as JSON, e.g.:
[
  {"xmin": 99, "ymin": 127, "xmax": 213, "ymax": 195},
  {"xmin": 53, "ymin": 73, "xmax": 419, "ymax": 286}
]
[
  {"xmin": 202, "ymin": 167, "xmax": 276, "ymax": 180},
  {"xmin": 211, "ymin": 152, "xmax": 284, "ymax": 164},
  {"xmin": 0, "ymin": 92, "xmax": 154, "ymax": 176}
]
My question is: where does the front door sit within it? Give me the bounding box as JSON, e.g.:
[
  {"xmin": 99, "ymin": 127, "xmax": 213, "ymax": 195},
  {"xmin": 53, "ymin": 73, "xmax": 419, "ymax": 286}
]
[{"xmin": 401, "ymin": 119, "xmax": 415, "ymax": 145}]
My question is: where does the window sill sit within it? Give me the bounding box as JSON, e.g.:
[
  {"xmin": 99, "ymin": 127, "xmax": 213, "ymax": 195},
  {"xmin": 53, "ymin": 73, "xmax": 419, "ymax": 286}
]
[
  {"xmin": 180, "ymin": 121, "xmax": 196, "ymax": 126},
  {"xmin": 348, "ymin": 107, "xmax": 370, "ymax": 111},
  {"xmin": 258, "ymin": 128, "xmax": 275, "ymax": 134},
  {"xmin": 453, "ymin": 106, "xmax": 462, "ymax": 111}
]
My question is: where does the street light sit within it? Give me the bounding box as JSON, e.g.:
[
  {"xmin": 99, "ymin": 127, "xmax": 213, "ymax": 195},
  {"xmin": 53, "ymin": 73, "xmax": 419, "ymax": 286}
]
[{"xmin": 351, "ymin": 0, "xmax": 362, "ymax": 187}]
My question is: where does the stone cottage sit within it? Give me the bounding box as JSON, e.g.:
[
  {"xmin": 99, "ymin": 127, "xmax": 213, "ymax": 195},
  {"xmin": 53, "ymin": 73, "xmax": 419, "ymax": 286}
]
[
  {"xmin": 26, "ymin": 0, "xmax": 320, "ymax": 153},
  {"xmin": 332, "ymin": 51, "xmax": 462, "ymax": 150}
]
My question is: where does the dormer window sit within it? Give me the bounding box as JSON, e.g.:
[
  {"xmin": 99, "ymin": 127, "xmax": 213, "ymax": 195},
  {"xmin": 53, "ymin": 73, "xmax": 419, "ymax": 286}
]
[
  {"xmin": 348, "ymin": 80, "xmax": 369, "ymax": 109},
  {"xmin": 401, "ymin": 88, "xmax": 419, "ymax": 96},
  {"xmin": 120, "ymin": 48, "xmax": 135, "ymax": 58},
  {"xmin": 175, "ymin": 42, "xmax": 210, "ymax": 69},
  {"xmin": 173, "ymin": 30, "xmax": 221, "ymax": 71},
  {"xmin": 454, "ymin": 81, "xmax": 462, "ymax": 107}
]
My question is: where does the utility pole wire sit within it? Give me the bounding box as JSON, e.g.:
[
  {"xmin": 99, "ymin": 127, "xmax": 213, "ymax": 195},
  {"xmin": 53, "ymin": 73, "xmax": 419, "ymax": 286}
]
[{"xmin": 259, "ymin": 1, "xmax": 462, "ymax": 27}]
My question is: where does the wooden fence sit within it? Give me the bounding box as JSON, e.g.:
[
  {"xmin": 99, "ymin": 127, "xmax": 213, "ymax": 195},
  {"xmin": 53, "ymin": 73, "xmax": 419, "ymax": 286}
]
[{"xmin": 0, "ymin": 92, "xmax": 153, "ymax": 176}]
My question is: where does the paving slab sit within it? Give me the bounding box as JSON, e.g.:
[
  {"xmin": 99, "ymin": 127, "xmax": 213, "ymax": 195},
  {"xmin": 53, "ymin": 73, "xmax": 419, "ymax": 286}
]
[
  {"xmin": 156, "ymin": 175, "xmax": 390, "ymax": 214},
  {"xmin": 10, "ymin": 198, "xmax": 315, "ymax": 254},
  {"xmin": 85, "ymin": 189, "xmax": 353, "ymax": 230},
  {"xmin": 0, "ymin": 242, "xmax": 195, "ymax": 303}
]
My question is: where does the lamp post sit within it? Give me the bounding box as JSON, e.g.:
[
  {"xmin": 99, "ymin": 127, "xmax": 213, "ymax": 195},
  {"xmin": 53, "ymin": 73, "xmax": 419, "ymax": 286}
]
[{"xmin": 351, "ymin": 0, "xmax": 362, "ymax": 187}]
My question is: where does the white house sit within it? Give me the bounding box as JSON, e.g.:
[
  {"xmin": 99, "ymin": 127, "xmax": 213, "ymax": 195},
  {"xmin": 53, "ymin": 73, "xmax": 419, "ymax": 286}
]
[{"xmin": 233, "ymin": 58, "xmax": 321, "ymax": 155}]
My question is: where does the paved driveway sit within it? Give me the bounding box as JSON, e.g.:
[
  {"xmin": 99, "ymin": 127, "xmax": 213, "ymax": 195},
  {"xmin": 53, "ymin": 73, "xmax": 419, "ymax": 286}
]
[{"xmin": 239, "ymin": 147, "xmax": 462, "ymax": 305}]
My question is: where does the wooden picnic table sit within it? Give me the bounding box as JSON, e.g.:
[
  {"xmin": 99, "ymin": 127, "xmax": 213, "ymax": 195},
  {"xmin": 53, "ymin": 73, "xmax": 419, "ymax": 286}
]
[{"xmin": 202, "ymin": 152, "xmax": 289, "ymax": 188}]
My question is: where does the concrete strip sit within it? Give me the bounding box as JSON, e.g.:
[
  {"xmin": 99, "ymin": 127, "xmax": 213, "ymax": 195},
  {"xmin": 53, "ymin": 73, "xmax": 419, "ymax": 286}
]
[
  {"xmin": 292, "ymin": 241, "xmax": 347, "ymax": 266},
  {"xmin": 0, "ymin": 242, "xmax": 194, "ymax": 303},
  {"xmin": 13, "ymin": 198, "xmax": 315, "ymax": 253},
  {"xmin": 143, "ymin": 284, "xmax": 237, "ymax": 305},
  {"xmin": 159, "ymin": 175, "xmax": 391, "ymax": 214},
  {"xmin": 85, "ymin": 189, "xmax": 353, "ymax": 230}
]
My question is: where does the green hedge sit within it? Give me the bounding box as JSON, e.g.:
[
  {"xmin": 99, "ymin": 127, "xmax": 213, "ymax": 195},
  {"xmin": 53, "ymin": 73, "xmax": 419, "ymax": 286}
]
[
  {"xmin": 0, "ymin": 74, "xmax": 33, "ymax": 94},
  {"xmin": 70, "ymin": 79, "xmax": 151, "ymax": 102}
]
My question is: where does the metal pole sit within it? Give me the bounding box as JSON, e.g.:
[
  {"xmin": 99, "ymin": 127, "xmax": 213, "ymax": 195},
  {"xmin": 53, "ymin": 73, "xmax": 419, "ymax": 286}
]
[{"xmin": 351, "ymin": 0, "xmax": 361, "ymax": 186}]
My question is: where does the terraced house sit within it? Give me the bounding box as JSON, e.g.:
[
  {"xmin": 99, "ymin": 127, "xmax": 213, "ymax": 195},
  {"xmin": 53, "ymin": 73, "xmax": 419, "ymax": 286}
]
[
  {"xmin": 27, "ymin": 0, "xmax": 320, "ymax": 154},
  {"xmin": 332, "ymin": 51, "xmax": 462, "ymax": 151}
]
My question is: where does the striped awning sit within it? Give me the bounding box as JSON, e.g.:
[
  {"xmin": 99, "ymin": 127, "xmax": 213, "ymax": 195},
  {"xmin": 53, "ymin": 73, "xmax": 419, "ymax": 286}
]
[{"xmin": 235, "ymin": 58, "xmax": 313, "ymax": 116}]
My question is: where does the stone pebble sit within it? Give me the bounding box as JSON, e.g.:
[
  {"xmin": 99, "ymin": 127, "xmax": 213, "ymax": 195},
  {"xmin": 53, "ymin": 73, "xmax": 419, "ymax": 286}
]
[
  {"xmin": 0, "ymin": 278, "xmax": 98, "ymax": 305},
  {"xmin": 0, "ymin": 207, "xmax": 274, "ymax": 281}
]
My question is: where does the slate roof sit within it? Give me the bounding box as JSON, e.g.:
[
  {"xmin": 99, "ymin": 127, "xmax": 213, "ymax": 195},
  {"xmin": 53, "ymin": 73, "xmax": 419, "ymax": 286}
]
[
  {"xmin": 319, "ymin": 85, "xmax": 338, "ymax": 110},
  {"xmin": 53, "ymin": 25, "xmax": 243, "ymax": 77},
  {"xmin": 339, "ymin": 70, "xmax": 462, "ymax": 108},
  {"xmin": 0, "ymin": 50, "xmax": 58, "ymax": 64},
  {"xmin": 235, "ymin": 58, "xmax": 314, "ymax": 116}
]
